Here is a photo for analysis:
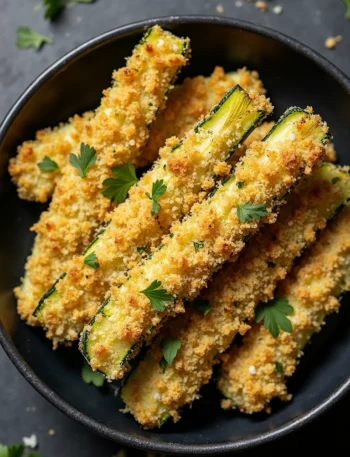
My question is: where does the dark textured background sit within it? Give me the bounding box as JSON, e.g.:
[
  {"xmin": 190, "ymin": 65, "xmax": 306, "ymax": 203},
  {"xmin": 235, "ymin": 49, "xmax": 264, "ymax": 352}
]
[{"xmin": 0, "ymin": 0, "xmax": 349, "ymax": 455}]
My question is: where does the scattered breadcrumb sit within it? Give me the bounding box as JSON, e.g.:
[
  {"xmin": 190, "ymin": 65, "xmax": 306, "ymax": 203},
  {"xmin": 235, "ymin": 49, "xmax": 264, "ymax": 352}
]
[
  {"xmin": 216, "ymin": 4, "xmax": 224, "ymax": 13},
  {"xmin": 48, "ymin": 429, "xmax": 56, "ymax": 436},
  {"xmin": 22, "ymin": 434, "xmax": 37, "ymax": 448},
  {"xmin": 325, "ymin": 35, "xmax": 342, "ymax": 49},
  {"xmin": 273, "ymin": 5, "xmax": 283, "ymax": 15},
  {"xmin": 256, "ymin": 1, "xmax": 268, "ymax": 12}
]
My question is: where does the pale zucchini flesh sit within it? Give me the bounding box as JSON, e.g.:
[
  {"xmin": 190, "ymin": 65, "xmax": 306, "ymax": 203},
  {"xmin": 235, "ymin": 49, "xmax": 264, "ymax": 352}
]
[
  {"xmin": 218, "ymin": 204, "xmax": 350, "ymax": 414},
  {"xmin": 16, "ymin": 26, "xmax": 190, "ymax": 326},
  {"xmin": 82, "ymin": 108, "xmax": 328, "ymax": 381},
  {"xmin": 119, "ymin": 163, "xmax": 350, "ymax": 428},
  {"xmin": 34, "ymin": 85, "xmax": 271, "ymax": 345}
]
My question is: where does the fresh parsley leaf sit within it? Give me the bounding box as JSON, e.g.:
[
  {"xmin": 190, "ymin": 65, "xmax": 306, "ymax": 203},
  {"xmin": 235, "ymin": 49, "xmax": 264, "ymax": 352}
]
[
  {"xmin": 102, "ymin": 163, "xmax": 138, "ymax": 203},
  {"xmin": 275, "ymin": 361, "xmax": 283, "ymax": 374},
  {"xmin": 193, "ymin": 241, "xmax": 204, "ymax": 252},
  {"xmin": 145, "ymin": 179, "xmax": 167, "ymax": 216},
  {"xmin": 38, "ymin": 156, "xmax": 58, "ymax": 172},
  {"xmin": 141, "ymin": 280, "xmax": 174, "ymax": 312},
  {"xmin": 4, "ymin": 445, "xmax": 25, "ymax": 457},
  {"xmin": 81, "ymin": 360, "xmax": 105, "ymax": 387},
  {"xmin": 345, "ymin": 0, "xmax": 350, "ymax": 19},
  {"xmin": 42, "ymin": 0, "xmax": 64, "ymax": 20},
  {"xmin": 233, "ymin": 301, "xmax": 240, "ymax": 308},
  {"xmin": 332, "ymin": 177, "xmax": 340, "ymax": 184},
  {"xmin": 137, "ymin": 246, "xmax": 147, "ymax": 255},
  {"xmin": 69, "ymin": 143, "xmax": 96, "ymax": 178},
  {"xmin": 237, "ymin": 202, "xmax": 267, "ymax": 223},
  {"xmin": 160, "ymin": 337, "xmax": 181, "ymax": 368},
  {"xmin": 16, "ymin": 27, "xmax": 52, "ymax": 50},
  {"xmin": 193, "ymin": 298, "xmax": 211, "ymax": 315},
  {"xmin": 255, "ymin": 296, "xmax": 294, "ymax": 338},
  {"xmin": 236, "ymin": 181, "xmax": 245, "ymax": 189},
  {"xmin": 267, "ymin": 261, "xmax": 276, "ymax": 268},
  {"xmin": 84, "ymin": 251, "xmax": 99, "ymax": 269}
]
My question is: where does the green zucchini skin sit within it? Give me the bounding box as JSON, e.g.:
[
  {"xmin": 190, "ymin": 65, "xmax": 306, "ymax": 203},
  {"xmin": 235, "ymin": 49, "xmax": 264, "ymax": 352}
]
[
  {"xmin": 33, "ymin": 273, "xmax": 66, "ymax": 318},
  {"xmin": 82, "ymin": 107, "xmax": 329, "ymax": 381},
  {"xmin": 37, "ymin": 83, "xmax": 272, "ymax": 347}
]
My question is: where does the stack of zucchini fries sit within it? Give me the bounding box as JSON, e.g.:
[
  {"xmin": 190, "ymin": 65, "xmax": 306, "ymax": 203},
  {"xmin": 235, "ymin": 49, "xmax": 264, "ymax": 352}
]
[{"xmin": 10, "ymin": 25, "xmax": 350, "ymax": 429}]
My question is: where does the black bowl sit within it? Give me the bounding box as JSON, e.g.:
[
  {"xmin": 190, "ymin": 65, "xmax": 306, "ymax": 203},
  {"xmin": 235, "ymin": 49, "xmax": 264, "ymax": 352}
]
[{"xmin": 1, "ymin": 16, "xmax": 350, "ymax": 455}]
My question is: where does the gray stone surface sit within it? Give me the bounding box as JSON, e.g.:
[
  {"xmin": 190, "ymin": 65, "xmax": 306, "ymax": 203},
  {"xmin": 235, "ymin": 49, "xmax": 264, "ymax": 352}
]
[{"xmin": 1, "ymin": 0, "xmax": 349, "ymax": 454}]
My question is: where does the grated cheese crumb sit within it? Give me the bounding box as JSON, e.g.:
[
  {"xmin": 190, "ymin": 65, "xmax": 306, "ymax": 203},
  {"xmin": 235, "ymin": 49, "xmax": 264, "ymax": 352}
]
[
  {"xmin": 129, "ymin": 139, "xmax": 136, "ymax": 146},
  {"xmin": 48, "ymin": 429, "xmax": 56, "ymax": 436},
  {"xmin": 22, "ymin": 434, "xmax": 37, "ymax": 448},
  {"xmin": 249, "ymin": 365, "xmax": 257, "ymax": 375},
  {"xmin": 216, "ymin": 4, "xmax": 224, "ymax": 14},
  {"xmin": 272, "ymin": 5, "xmax": 283, "ymax": 15}
]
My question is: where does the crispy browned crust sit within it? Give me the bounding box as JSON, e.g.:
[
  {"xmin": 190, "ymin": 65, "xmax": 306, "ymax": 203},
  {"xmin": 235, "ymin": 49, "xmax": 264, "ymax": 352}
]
[
  {"xmin": 16, "ymin": 26, "xmax": 189, "ymax": 325},
  {"xmin": 120, "ymin": 163, "xmax": 349, "ymax": 428},
  {"xmin": 218, "ymin": 204, "xmax": 350, "ymax": 414},
  {"xmin": 85, "ymin": 112, "xmax": 327, "ymax": 380}
]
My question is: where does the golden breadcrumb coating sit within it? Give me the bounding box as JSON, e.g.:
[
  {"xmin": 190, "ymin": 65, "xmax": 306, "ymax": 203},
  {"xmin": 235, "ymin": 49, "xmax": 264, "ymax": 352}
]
[
  {"xmin": 9, "ymin": 66, "xmax": 264, "ymax": 203},
  {"xmin": 120, "ymin": 163, "xmax": 350, "ymax": 428},
  {"xmin": 36, "ymin": 87, "xmax": 272, "ymax": 346},
  {"xmin": 16, "ymin": 26, "xmax": 190, "ymax": 325},
  {"xmin": 8, "ymin": 112, "xmax": 93, "ymax": 203},
  {"xmin": 140, "ymin": 66, "xmax": 266, "ymax": 166},
  {"xmin": 82, "ymin": 109, "xmax": 327, "ymax": 381},
  {"xmin": 218, "ymin": 204, "xmax": 350, "ymax": 414}
]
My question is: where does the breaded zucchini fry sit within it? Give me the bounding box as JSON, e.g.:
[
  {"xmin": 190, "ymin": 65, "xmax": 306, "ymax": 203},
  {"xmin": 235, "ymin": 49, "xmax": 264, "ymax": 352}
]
[
  {"xmin": 119, "ymin": 163, "xmax": 350, "ymax": 428},
  {"xmin": 8, "ymin": 112, "xmax": 93, "ymax": 203},
  {"xmin": 9, "ymin": 66, "xmax": 264, "ymax": 203},
  {"xmin": 81, "ymin": 107, "xmax": 328, "ymax": 380},
  {"xmin": 16, "ymin": 26, "xmax": 190, "ymax": 324},
  {"xmin": 218, "ymin": 204, "xmax": 350, "ymax": 414},
  {"xmin": 35, "ymin": 86, "xmax": 272, "ymax": 346},
  {"xmin": 141, "ymin": 66, "xmax": 266, "ymax": 166}
]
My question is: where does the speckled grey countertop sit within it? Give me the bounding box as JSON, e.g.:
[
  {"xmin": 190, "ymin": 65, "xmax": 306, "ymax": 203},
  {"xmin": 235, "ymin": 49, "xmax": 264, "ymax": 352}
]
[{"xmin": 1, "ymin": 0, "xmax": 349, "ymax": 455}]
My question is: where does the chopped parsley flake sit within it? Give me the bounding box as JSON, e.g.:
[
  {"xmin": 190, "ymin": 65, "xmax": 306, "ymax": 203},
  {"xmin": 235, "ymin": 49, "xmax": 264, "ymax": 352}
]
[
  {"xmin": 237, "ymin": 202, "xmax": 267, "ymax": 223},
  {"xmin": 84, "ymin": 251, "xmax": 99, "ymax": 269},
  {"xmin": 102, "ymin": 162, "xmax": 138, "ymax": 203},
  {"xmin": 69, "ymin": 143, "xmax": 96, "ymax": 178},
  {"xmin": 193, "ymin": 241, "xmax": 204, "ymax": 252},
  {"xmin": 141, "ymin": 280, "xmax": 174, "ymax": 312},
  {"xmin": 145, "ymin": 179, "xmax": 167, "ymax": 216},
  {"xmin": 16, "ymin": 27, "xmax": 53, "ymax": 50},
  {"xmin": 159, "ymin": 336, "xmax": 181, "ymax": 370},
  {"xmin": 255, "ymin": 296, "xmax": 294, "ymax": 338},
  {"xmin": 37, "ymin": 156, "xmax": 58, "ymax": 172}
]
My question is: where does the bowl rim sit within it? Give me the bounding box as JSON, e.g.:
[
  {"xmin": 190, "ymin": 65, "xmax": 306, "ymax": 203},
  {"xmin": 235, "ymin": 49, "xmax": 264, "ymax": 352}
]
[{"xmin": 1, "ymin": 15, "xmax": 350, "ymax": 455}]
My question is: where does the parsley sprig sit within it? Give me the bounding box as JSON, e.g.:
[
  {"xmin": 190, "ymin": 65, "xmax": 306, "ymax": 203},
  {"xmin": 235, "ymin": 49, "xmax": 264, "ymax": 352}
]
[
  {"xmin": 237, "ymin": 202, "xmax": 267, "ymax": 223},
  {"xmin": 16, "ymin": 27, "xmax": 52, "ymax": 50},
  {"xmin": 345, "ymin": 0, "xmax": 350, "ymax": 19},
  {"xmin": 255, "ymin": 296, "xmax": 294, "ymax": 338},
  {"xmin": 141, "ymin": 280, "xmax": 174, "ymax": 312},
  {"xmin": 146, "ymin": 179, "xmax": 167, "ymax": 216},
  {"xmin": 69, "ymin": 143, "xmax": 96, "ymax": 178},
  {"xmin": 0, "ymin": 444, "xmax": 42, "ymax": 457},
  {"xmin": 81, "ymin": 360, "xmax": 105, "ymax": 387},
  {"xmin": 37, "ymin": 0, "xmax": 95, "ymax": 21},
  {"xmin": 159, "ymin": 336, "xmax": 181, "ymax": 370},
  {"xmin": 84, "ymin": 251, "xmax": 99, "ymax": 269},
  {"xmin": 38, "ymin": 156, "xmax": 58, "ymax": 172},
  {"xmin": 102, "ymin": 163, "xmax": 138, "ymax": 203}
]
